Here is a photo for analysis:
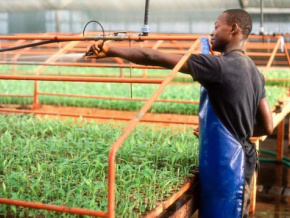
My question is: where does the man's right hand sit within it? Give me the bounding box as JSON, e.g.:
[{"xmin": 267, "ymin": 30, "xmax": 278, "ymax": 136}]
[
  {"xmin": 85, "ymin": 40, "xmax": 109, "ymax": 59},
  {"xmin": 193, "ymin": 127, "xmax": 199, "ymax": 138}
]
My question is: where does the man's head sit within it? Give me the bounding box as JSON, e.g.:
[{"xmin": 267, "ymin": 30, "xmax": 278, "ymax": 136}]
[
  {"xmin": 224, "ymin": 9, "xmax": 252, "ymax": 39},
  {"xmin": 210, "ymin": 9, "xmax": 252, "ymax": 52}
]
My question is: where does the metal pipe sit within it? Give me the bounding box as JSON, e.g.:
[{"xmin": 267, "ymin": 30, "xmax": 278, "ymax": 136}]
[
  {"xmin": 56, "ymin": 9, "xmax": 61, "ymax": 33},
  {"xmin": 260, "ymin": 0, "xmax": 264, "ymax": 35},
  {"xmin": 284, "ymin": 43, "xmax": 290, "ymax": 68},
  {"xmin": 0, "ymin": 75, "xmax": 163, "ymax": 84},
  {"xmin": 264, "ymin": 37, "xmax": 281, "ymax": 77},
  {"xmin": 0, "ymin": 108, "xmax": 198, "ymax": 125},
  {"xmin": 0, "ymin": 198, "xmax": 107, "ymax": 217},
  {"xmin": 0, "ymin": 61, "xmax": 164, "ymax": 69},
  {"xmin": 0, "ymin": 35, "xmax": 199, "ymax": 42},
  {"xmin": 0, "ymin": 34, "xmax": 198, "ymax": 53},
  {"xmin": 142, "ymin": 0, "xmax": 150, "ymax": 36},
  {"xmin": 0, "ymin": 33, "xmax": 280, "ymax": 41},
  {"xmin": 37, "ymin": 92, "xmax": 200, "ymax": 104},
  {"xmin": 107, "ymin": 38, "xmax": 200, "ymax": 218},
  {"xmin": 0, "ymin": 40, "xmax": 57, "ymax": 52}
]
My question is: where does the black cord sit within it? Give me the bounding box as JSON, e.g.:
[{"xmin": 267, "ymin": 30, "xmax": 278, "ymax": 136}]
[
  {"xmin": 0, "ymin": 39, "xmax": 58, "ymax": 52},
  {"xmin": 0, "ymin": 21, "xmax": 105, "ymax": 53},
  {"xmin": 82, "ymin": 20, "xmax": 105, "ymax": 39},
  {"xmin": 83, "ymin": 20, "xmax": 106, "ymax": 56}
]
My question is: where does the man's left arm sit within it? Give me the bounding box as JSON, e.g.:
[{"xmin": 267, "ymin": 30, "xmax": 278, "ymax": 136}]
[{"xmin": 253, "ymin": 97, "xmax": 273, "ymax": 137}]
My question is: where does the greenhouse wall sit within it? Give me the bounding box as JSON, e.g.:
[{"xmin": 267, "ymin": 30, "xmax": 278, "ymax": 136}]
[{"xmin": 0, "ymin": 0, "xmax": 289, "ymax": 35}]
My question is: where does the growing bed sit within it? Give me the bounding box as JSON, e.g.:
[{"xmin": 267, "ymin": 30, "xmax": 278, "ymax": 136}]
[
  {"xmin": 0, "ymin": 64, "xmax": 289, "ymax": 217},
  {"xmin": 0, "ymin": 66, "xmax": 288, "ymax": 115},
  {"xmin": 0, "ymin": 114, "xmax": 198, "ymax": 217}
]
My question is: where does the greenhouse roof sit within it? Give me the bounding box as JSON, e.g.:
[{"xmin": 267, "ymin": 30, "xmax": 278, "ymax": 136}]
[{"xmin": 0, "ymin": 0, "xmax": 289, "ymax": 12}]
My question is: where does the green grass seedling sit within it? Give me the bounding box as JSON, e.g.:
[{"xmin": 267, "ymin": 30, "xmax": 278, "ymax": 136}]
[{"xmin": 0, "ymin": 114, "xmax": 198, "ymax": 217}]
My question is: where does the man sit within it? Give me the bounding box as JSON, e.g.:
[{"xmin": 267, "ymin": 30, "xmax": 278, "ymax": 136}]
[{"xmin": 86, "ymin": 9, "xmax": 273, "ymax": 218}]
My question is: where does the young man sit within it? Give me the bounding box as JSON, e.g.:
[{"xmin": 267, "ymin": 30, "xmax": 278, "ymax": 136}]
[{"xmin": 86, "ymin": 9, "xmax": 273, "ymax": 218}]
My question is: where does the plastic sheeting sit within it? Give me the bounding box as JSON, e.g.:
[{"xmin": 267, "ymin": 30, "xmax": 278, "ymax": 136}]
[
  {"xmin": 0, "ymin": 0, "xmax": 289, "ymax": 13},
  {"xmin": 0, "ymin": 0, "xmax": 240, "ymax": 12},
  {"xmin": 240, "ymin": 0, "xmax": 290, "ymax": 8}
]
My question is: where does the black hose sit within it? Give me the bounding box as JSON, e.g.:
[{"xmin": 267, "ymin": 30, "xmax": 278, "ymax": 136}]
[
  {"xmin": 0, "ymin": 20, "xmax": 106, "ymax": 53},
  {"xmin": 0, "ymin": 39, "xmax": 58, "ymax": 52},
  {"xmin": 82, "ymin": 20, "xmax": 105, "ymax": 38}
]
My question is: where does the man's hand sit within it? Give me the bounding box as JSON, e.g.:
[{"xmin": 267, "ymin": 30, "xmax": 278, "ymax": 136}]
[
  {"xmin": 193, "ymin": 127, "xmax": 199, "ymax": 138},
  {"xmin": 85, "ymin": 40, "xmax": 109, "ymax": 59}
]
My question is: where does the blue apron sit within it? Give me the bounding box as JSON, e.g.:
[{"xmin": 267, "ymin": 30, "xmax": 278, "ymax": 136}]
[{"xmin": 198, "ymin": 37, "xmax": 244, "ymax": 218}]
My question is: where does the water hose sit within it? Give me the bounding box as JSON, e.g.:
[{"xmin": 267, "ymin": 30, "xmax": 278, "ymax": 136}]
[
  {"xmin": 0, "ymin": 20, "xmax": 105, "ymax": 53},
  {"xmin": 259, "ymin": 148, "xmax": 290, "ymax": 167},
  {"xmin": 0, "ymin": 39, "xmax": 59, "ymax": 52}
]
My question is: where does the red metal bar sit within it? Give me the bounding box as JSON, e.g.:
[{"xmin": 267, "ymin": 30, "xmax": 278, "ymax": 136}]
[
  {"xmin": 0, "ymin": 94, "xmax": 33, "ymax": 97},
  {"xmin": 284, "ymin": 43, "xmax": 290, "ymax": 68},
  {"xmin": 276, "ymin": 118, "xmax": 285, "ymax": 162},
  {"xmin": 37, "ymin": 92, "xmax": 200, "ymax": 104},
  {"xmin": 0, "ymin": 108, "xmax": 198, "ymax": 125},
  {"xmin": 0, "ymin": 75, "xmax": 163, "ymax": 84},
  {"xmin": 0, "ymin": 35, "xmax": 199, "ymax": 41},
  {"xmin": 33, "ymin": 81, "xmax": 41, "ymax": 109},
  {"xmin": 264, "ymin": 37, "xmax": 282, "ymax": 77},
  {"xmin": 0, "ymin": 61, "xmax": 164, "ymax": 69},
  {"xmin": 0, "ymin": 198, "xmax": 107, "ymax": 217},
  {"xmin": 246, "ymin": 52, "xmax": 285, "ymax": 57},
  {"xmin": 248, "ymin": 35, "xmax": 280, "ymax": 39}
]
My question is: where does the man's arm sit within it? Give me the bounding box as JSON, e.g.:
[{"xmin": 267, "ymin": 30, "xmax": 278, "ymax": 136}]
[
  {"xmin": 253, "ymin": 97, "xmax": 273, "ymax": 137},
  {"xmin": 86, "ymin": 40, "xmax": 190, "ymax": 73}
]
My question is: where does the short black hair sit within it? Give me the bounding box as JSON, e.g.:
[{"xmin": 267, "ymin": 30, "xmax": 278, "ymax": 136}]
[{"xmin": 223, "ymin": 9, "xmax": 252, "ymax": 39}]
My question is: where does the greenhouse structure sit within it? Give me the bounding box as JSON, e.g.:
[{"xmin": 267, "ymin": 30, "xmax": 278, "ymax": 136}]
[{"xmin": 0, "ymin": 0, "xmax": 290, "ymax": 217}]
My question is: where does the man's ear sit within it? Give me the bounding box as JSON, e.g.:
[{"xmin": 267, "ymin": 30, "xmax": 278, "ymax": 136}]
[{"xmin": 231, "ymin": 23, "xmax": 239, "ymax": 34}]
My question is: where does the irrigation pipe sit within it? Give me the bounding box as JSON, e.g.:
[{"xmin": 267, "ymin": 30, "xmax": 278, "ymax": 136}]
[
  {"xmin": 0, "ymin": 108, "xmax": 198, "ymax": 125},
  {"xmin": 0, "ymin": 198, "xmax": 107, "ymax": 217},
  {"xmin": 0, "ymin": 61, "xmax": 164, "ymax": 69},
  {"xmin": 0, "ymin": 35, "xmax": 199, "ymax": 42},
  {"xmin": 259, "ymin": 158, "xmax": 290, "ymax": 168},
  {"xmin": 264, "ymin": 37, "xmax": 281, "ymax": 77},
  {"xmin": 0, "ymin": 75, "xmax": 163, "ymax": 84},
  {"xmin": 107, "ymin": 37, "xmax": 201, "ymax": 218},
  {"xmin": 0, "ymin": 35, "xmax": 200, "ymax": 53},
  {"xmin": 37, "ymin": 92, "xmax": 200, "ymax": 104},
  {"xmin": 259, "ymin": 148, "xmax": 290, "ymax": 167}
]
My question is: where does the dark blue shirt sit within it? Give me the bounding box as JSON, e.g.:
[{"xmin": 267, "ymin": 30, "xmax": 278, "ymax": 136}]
[{"xmin": 187, "ymin": 51, "xmax": 266, "ymax": 142}]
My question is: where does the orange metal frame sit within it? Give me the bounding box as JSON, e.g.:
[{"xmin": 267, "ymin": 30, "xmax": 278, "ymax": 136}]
[
  {"xmin": 0, "ymin": 35, "xmax": 201, "ymax": 217},
  {"xmin": 1, "ymin": 32, "xmax": 290, "ymax": 217},
  {"xmin": 2, "ymin": 34, "xmax": 288, "ymax": 112}
]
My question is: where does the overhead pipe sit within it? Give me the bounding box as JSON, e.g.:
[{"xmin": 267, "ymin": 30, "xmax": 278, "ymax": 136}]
[
  {"xmin": 0, "ymin": 61, "xmax": 164, "ymax": 69},
  {"xmin": 0, "ymin": 75, "xmax": 163, "ymax": 84},
  {"xmin": 142, "ymin": 0, "xmax": 150, "ymax": 36},
  {"xmin": 0, "ymin": 108, "xmax": 198, "ymax": 125},
  {"xmin": 37, "ymin": 92, "xmax": 200, "ymax": 105},
  {"xmin": 0, "ymin": 198, "xmax": 107, "ymax": 217},
  {"xmin": 259, "ymin": 0, "xmax": 264, "ymax": 35},
  {"xmin": 0, "ymin": 35, "xmax": 199, "ymax": 53}
]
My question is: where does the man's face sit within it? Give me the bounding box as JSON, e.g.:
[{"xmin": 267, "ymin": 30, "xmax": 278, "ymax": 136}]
[{"xmin": 210, "ymin": 13, "xmax": 232, "ymax": 52}]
